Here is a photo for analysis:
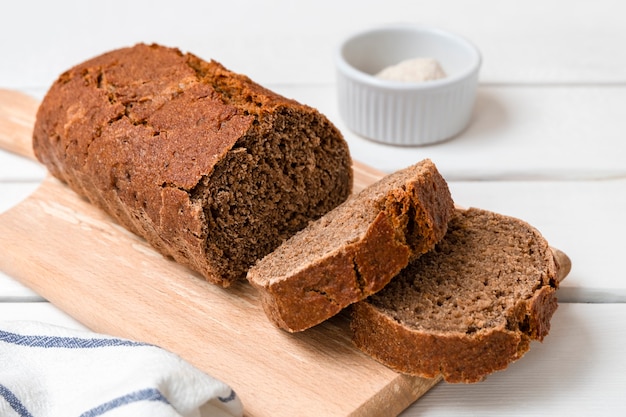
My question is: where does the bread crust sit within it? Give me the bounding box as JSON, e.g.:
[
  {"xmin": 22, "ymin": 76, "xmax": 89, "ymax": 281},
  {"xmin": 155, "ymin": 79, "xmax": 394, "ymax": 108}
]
[
  {"xmin": 351, "ymin": 284, "xmax": 558, "ymax": 383},
  {"xmin": 350, "ymin": 208, "xmax": 561, "ymax": 383},
  {"xmin": 33, "ymin": 43, "xmax": 353, "ymax": 286}
]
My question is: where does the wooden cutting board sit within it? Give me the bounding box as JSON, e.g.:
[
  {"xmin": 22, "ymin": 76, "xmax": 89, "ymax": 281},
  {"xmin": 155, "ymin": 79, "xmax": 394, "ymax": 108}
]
[{"xmin": 0, "ymin": 89, "xmax": 439, "ymax": 417}]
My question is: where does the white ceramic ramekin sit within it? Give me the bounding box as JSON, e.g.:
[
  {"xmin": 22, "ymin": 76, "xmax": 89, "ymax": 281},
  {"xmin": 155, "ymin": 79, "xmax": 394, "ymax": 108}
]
[{"xmin": 335, "ymin": 24, "xmax": 481, "ymax": 146}]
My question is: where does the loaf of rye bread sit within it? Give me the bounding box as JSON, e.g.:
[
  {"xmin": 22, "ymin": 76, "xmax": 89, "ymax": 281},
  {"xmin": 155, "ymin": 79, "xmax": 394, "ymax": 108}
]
[
  {"xmin": 32, "ymin": 43, "xmax": 353, "ymax": 286},
  {"xmin": 351, "ymin": 207, "xmax": 570, "ymax": 383},
  {"xmin": 247, "ymin": 159, "xmax": 455, "ymax": 332}
]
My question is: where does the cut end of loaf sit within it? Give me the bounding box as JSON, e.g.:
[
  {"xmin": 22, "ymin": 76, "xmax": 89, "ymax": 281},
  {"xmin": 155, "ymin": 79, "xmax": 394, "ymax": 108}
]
[
  {"xmin": 351, "ymin": 207, "xmax": 561, "ymax": 383},
  {"xmin": 248, "ymin": 159, "xmax": 455, "ymax": 332},
  {"xmin": 201, "ymin": 106, "xmax": 354, "ymax": 284}
]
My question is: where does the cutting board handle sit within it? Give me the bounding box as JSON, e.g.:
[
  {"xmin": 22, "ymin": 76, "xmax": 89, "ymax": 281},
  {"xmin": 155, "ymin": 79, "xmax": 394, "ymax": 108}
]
[{"xmin": 0, "ymin": 89, "xmax": 39, "ymax": 160}]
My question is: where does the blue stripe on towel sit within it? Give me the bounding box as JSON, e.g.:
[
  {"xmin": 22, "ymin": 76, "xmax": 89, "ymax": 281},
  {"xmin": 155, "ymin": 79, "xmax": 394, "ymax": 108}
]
[
  {"xmin": 78, "ymin": 388, "xmax": 170, "ymax": 417},
  {"xmin": 0, "ymin": 384, "xmax": 34, "ymax": 417},
  {"xmin": 218, "ymin": 389, "xmax": 237, "ymax": 403},
  {"xmin": 0, "ymin": 330, "xmax": 148, "ymax": 349}
]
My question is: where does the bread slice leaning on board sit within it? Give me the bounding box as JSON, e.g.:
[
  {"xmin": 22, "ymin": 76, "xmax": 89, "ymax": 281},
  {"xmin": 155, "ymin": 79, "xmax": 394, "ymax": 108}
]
[{"xmin": 247, "ymin": 159, "xmax": 455, "ymax": 332}]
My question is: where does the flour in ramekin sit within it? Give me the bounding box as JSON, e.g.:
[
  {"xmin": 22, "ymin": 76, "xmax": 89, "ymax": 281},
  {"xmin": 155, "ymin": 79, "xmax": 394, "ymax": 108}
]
[{"xmin": 376, "ymin": 58, "xmax": 446, "ymax": 82}]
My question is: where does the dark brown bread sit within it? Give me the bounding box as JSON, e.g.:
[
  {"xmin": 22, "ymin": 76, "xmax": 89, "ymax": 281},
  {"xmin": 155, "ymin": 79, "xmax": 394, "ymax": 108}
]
[
  {"xmin": 351, "ymin": 207, "xmax": 565, "ymax": 383},
  {"xmin": 32, "ymin": 43, "xmax": 353, "ymax": 286},
  {"xmin": 247, "ymin": 159, "xmax": 455, "ymax": 332}
]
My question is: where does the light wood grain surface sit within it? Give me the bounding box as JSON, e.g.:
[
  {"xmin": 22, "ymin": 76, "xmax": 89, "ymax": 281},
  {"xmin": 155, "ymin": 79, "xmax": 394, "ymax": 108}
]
[{"xmin": 1, "ymin": 1, "xmax": 626, "ymax": 416}]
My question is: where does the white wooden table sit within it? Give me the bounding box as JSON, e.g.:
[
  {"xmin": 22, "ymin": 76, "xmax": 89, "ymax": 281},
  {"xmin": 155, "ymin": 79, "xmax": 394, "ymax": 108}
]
[{"xmin": 1, "ymin": 1, "xmax": 625, "ymax": 415}]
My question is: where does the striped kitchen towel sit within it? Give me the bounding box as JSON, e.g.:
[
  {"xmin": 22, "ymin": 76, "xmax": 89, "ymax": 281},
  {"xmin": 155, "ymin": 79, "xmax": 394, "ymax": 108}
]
[{"xmin": 0, "ymin": 321, "xmax": 243, "ymax": 417}]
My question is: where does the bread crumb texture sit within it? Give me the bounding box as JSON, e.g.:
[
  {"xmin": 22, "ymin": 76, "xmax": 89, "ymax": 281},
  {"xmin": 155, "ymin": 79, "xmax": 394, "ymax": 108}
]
[
  {"xmin": 33, "ymin": 43, "xmax": 353, "ymax": 286},
  {"xmin": 351, "ymin": 207, "xmax": 559, "ymax": 383}
]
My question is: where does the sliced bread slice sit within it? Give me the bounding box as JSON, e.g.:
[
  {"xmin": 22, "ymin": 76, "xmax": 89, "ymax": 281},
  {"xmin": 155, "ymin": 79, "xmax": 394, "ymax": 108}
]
[
  {"xmin": 351, "ymin": 207, "xmax": 570, "ymax": 383},
  {"xmin": 247, "ymin": 159, "xmax": 455, "ymax": 332}
]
